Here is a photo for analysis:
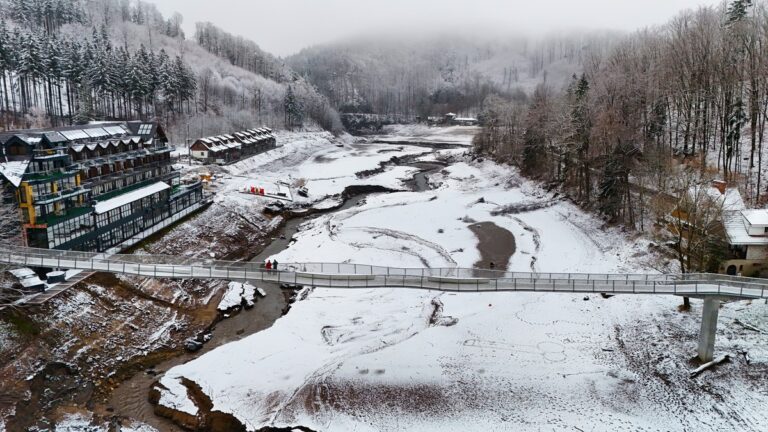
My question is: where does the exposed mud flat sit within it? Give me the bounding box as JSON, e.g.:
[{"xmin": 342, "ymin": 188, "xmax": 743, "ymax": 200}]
[{"xmin": 468, "ymin": 221, "xmax": 516, "ymax": 272}]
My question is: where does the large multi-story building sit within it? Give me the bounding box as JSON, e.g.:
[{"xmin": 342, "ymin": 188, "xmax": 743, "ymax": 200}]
[{"xmin": 0, "ymin": 121, "xmax": 206, "ymax": 252}]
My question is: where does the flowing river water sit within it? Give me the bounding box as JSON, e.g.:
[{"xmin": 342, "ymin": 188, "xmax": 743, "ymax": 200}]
[{"xmin": 106, "ymin": 142, "xmax": 514, "ymax": 431}]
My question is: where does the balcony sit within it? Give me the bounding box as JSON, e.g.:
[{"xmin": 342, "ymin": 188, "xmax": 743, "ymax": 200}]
[
  {"xmin": 92, "ymin": 172, "xmax": 177, "ymax": 202},
  {"xmin": 171, "ymin": 181, "xmax": 203, "ymax": 198},
  {"xmin": 24, "ymin": 167, "xmax": 81, "ymax": 184},
  {"xmin": 34, "ymin": 186, "xmax": 90, "ymax": 205},
  {"xmin": 148, "ymin": 146, "xmax": 173, "ymax": 155},
  {"xmin": 82, "ymin": 161, "xmax": 173, "ymax": 189},
  {"xmin": 33, "ymin": 151, "xmax": 70, "ymax": 161}
]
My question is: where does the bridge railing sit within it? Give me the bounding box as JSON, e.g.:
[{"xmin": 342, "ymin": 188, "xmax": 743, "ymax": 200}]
[
  {"xmin": 0, "ymin": 244, "xmax": 766, "ymax": 299},
  {"xmin": 280, "ymin": 262, "xmax": 681, "ymax": 282},
  {"xmin": 1, "ymin": 244, "xmax": 680, "ymax": 282}
]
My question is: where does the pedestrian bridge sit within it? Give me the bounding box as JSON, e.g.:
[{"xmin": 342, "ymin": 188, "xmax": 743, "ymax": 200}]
[
  {"xmin": 1, "ymin": 244, "xmax": 766, "ymax": 362},
  {"xmin": 2, "ymin": 244, "xmax": 766, "ymax": 299}
]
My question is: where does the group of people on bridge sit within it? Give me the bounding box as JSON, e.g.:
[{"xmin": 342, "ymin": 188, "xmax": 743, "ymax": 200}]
[{"xmin": 264, "ymin": 259, "xmax": 279, "ymax": 270}]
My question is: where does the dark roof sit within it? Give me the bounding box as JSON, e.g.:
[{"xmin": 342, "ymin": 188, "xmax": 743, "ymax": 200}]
[
  {"xmin": 0, "ymin": 121, "xmax": 163, "ymax": 150},
  {"xmin": 124, "ymin": 121, "xmax": 166, "ymax": 142},
  {"xmin": 3, "ymin": 135, "xmax": 39, "ymax": 148},
  {"xmin": 44, "ymin": 132, "xmax": 68, "ymax": 143},
  {"xmin": 0, "ymin": 132, "xmax": 14, "ymax": 146},
  {"xmin": 1, "ymin": 121, "xmax": 127, "ymax": 136}
]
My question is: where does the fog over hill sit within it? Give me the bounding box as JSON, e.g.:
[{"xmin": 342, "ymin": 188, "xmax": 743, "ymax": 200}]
[
  {"xmin": 287, "ymin": 31, "xmax": 620, "ymax": 117},
  {"xmin": 150, "ymin": 0, "xmax": 720, "ymax": 56}
]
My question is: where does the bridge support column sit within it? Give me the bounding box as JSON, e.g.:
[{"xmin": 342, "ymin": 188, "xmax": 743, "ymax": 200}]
[{"xmin": 697, "ymin": 297, "xmax": 720, "ymax": 362}]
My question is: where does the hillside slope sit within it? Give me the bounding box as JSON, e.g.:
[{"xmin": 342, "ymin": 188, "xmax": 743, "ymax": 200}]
[
  {"xmin": 0, "ymin": 0, "xmax": 341, "ymax": 141},
  {"xmin": 288, "ymin": 31, "xmax": 618, "ymax": 118}
]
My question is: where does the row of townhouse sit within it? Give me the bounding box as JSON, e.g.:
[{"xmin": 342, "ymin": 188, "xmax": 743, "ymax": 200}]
[
  {"xmin": 0, "ymin": 121, "xmax": 206, "ymax": 252},
  {"xmin": 190, "ymin": 127, "xmax": 276, "ymax": 164}
]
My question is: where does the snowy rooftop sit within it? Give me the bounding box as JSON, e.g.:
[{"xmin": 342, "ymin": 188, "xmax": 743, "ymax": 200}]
[
  {"xmin": 0, "ymin": 160, "xmax": 30, "ymax": 187},
  {"xmin": 741, "ymin": 209, "xmax": 768, "ymax": 227},
  {"xmin": 687, "ymin": 185, "xmax": 745, "ymax": 211},
  {"xmin": 9, "ymin": 268, "xmax": 37, "ymax": 279},
  {"xmin": 94, "ymin": 181, "xmax": 170, "ymax": 214},
  {"xmin": 723, "ymin": 211, "xmax": 768, "ymax": 245}
]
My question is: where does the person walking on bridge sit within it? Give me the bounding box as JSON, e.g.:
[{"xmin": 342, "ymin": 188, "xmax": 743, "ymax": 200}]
[
  {"xmin": 265, "ymin": 260, "xmax": 272, "ymax": 270},
  {"xmin": 273, "ymin": 259, "xmax": 279, "ymax": 270}
]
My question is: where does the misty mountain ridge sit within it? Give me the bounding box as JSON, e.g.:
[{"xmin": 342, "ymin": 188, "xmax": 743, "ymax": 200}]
[{"xmin": 287, "ymin": 29, "xmax": 621, "ymax": 117}]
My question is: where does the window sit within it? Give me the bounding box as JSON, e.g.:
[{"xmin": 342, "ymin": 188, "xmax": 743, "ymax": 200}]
[{"xmin": 138, "ymin": 124, "xmax": 153, "ymax": 135}]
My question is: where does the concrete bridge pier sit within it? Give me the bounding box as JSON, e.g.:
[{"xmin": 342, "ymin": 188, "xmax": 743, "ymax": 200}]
[{"xmin": 697, "ymin": 297, "xmax": 720, "ymax": 362}]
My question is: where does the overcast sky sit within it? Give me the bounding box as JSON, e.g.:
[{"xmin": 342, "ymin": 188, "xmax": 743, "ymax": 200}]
[{"xmin": 150, "ymin": 0, "xmax": 722, "ymax": 57}]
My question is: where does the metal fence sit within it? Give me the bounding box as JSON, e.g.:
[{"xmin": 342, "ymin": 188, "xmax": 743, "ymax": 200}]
[{"xmin": 1, "ymin": 244, "xmax": 766, "ymax": 300}]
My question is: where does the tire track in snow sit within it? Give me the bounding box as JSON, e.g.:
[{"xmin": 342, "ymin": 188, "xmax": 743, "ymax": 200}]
[
  {"xmin": 347, "ymin": 226, "xmax": 457, "ymax": 266},
  {"xmin": 511, "ymin": 216, "xmax": 540, "ymax": 272},
  {"xmin": 268, "ymin": 292, "xmax": 444, "ymax": 425}
]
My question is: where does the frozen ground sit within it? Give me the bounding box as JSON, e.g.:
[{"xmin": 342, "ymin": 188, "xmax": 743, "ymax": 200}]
[
  {"xmin": 53, "ymin": 413, "xmax": 157, "ymax": 431},
  {"xmin": 155, "ymin": 140, "xmax": 768, "ymax": 431},
  {"xmin": 210, "ymin": 131, "xmax": 428, "ymax": 207},
  {"xmin": 373, "ymin": 124, "xmax": 480, "ymax": 146}
]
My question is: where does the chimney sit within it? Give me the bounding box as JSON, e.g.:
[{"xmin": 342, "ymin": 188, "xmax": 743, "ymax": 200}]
[{"xmin": 711, "ymin": 180, "xmax": 726, "ymax": 195}]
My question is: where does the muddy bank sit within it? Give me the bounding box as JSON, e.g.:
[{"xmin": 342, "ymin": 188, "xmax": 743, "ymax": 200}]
[
  {"xmin": 105, "ymin": 282, "xmax": 291, "ymax": 431},
  {"xmin": 354, "ymin": 150, "xmax": 433, "ymax": 180},
  {"xmin": 370, "ymin": 139, "xmax": 468, "ymax": 149},
  {"xmin": 469, "ymin": 222, "xmax": 515, "ymax": 273},
  {"xmin": 146, "ymin": 287, "xmax": 313, "ymax": 432},
  {"xmin": 404, "ymin": 162, "xmax": 446, "ymax": 192}
]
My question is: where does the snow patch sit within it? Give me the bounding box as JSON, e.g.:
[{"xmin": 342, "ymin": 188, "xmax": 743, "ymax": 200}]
[{"xmin": 218, "ymin": 282, "xmax": 257, "ymax": 311}]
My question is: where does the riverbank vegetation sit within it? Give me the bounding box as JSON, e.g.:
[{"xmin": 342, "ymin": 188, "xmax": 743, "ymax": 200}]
[{"xmin": 472, "ymin": 1, "xmax": 768, "ymax": 271}]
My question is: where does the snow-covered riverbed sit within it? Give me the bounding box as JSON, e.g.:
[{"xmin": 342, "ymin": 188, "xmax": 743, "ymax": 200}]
[{"xmin": 155, "ymin": 129, "xmax": 768, "ymax": 432}]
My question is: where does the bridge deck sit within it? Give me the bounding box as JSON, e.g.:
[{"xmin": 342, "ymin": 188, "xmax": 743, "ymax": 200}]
[{"xmin": 1, "ymin": 245, "xmax": 766, "ymax": 301}]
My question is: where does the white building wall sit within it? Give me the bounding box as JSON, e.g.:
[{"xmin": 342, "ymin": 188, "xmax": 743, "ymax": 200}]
[
  {"xmin": 191, "ymin": 150, "xmax": 208, "ymax": 159},
  {"xmin": 746, "ymin": 245, "xmax": 768, "ymax": 260},
  {"xmin": 745, "ymin": 224, "xmax": 768, "ymax": 236}
]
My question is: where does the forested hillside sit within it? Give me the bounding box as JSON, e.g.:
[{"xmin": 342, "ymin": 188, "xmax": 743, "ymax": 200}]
[
  {"xmin": 0, "ymin": 0, "xmax": 341, "ymax": 140},
  {"xmin": 473, "ymin": 0, "xmax": 768, "ymax": 270},
  {"xmin": 288, "ymin": 32, "xmax": 617, "ymax": 118},
  {"xmin": 193, "ymin": 21, "xmax": 341, "ymax": 132}
]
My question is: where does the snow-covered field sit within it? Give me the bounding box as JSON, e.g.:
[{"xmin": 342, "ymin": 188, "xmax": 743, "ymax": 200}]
[
  {"xmin": 267, "ymin": 159, "xmax": 658, "ymax": 271},
  {"xmin": 373, "ymin": 124, "xmax": 480, "ymax": 147},
  {"xmin": 151, "ymin": 132, "xmax": 768, "ymax": 431},
  {"xmin": 209, "ymin": 131, "xmax": 428, "ymax": 207},
  {"xmin": 54, "ymin": 413, "xmax": 156, "ymax": 432}
]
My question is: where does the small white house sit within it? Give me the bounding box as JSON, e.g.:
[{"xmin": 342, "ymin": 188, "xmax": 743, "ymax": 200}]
[{"xmin": 722, "ymin": 209, "xmax": 768, "ymax": 275}]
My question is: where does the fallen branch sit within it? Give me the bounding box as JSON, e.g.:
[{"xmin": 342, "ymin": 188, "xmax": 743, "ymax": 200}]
[
  {"xmin": 690, "ymin": 354, "xmax": 731, "ymax": 378},
  {"xmin": 741, "ymin": 350, "xmax": 752, "ymax": 365},
  {"xmin": 734, "ymin": 319, "xmax": 765, "ymax": 334}
]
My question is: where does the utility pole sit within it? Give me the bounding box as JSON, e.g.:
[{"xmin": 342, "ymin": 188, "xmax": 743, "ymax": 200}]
[{"xmin": 186, "ymin": 121, "xmax": 190, "ymax": 166}]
